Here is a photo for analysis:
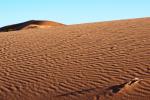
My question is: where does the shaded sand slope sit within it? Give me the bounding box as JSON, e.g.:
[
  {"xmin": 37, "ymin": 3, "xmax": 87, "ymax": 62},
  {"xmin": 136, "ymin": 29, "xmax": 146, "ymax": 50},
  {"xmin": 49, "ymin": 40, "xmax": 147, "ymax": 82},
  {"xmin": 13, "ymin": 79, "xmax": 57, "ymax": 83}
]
[
  {"xmin": 0, "ymin": 20, "xmax": 65, "ymax": 32},
  {"xmin": 0, "ymin": 18, "xmax": 149, "ymax": 100}
]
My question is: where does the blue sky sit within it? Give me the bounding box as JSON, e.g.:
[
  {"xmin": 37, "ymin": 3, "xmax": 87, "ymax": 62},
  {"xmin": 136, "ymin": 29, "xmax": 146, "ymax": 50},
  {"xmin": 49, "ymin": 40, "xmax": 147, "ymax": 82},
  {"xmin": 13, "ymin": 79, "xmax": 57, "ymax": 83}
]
[{"xmin": 0, "ymin": 0, "xmax": 150, "ymax": 26}]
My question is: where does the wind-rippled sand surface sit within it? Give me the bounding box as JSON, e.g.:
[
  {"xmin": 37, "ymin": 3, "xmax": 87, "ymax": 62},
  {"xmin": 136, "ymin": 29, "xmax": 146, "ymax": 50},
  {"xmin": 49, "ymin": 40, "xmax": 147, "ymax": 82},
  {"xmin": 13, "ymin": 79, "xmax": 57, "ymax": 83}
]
[{"xmin": 0, "ymin": 18, "xmax": 149, "ymax": 100}]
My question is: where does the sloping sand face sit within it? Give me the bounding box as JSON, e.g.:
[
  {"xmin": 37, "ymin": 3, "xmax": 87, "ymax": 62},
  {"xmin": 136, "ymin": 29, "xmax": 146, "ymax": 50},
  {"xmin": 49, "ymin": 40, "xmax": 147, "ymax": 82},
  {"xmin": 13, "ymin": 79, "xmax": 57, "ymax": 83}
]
[
  {"xmin": 0, "ymin": 20, "xmax": 65, "ymax": 32},
  {"xmin": 0, "ymin": 18, "xmax": 149, "ymax": 100}
]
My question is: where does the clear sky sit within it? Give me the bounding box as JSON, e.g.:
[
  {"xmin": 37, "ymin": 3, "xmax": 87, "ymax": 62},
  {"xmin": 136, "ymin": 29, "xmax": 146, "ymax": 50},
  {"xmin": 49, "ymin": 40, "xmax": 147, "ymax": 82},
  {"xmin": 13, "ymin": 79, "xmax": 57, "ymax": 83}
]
[{"xmin": 0, "ymin": 0, "xmax": 150, "ymax": 27}]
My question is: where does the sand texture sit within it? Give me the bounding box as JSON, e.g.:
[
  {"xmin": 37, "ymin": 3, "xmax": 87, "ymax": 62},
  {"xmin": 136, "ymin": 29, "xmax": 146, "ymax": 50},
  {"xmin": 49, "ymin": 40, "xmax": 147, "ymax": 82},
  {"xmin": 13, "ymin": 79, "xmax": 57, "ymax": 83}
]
[{"xmin": 0, "ymin": 18, "xmax": 149, "ymax": 100}]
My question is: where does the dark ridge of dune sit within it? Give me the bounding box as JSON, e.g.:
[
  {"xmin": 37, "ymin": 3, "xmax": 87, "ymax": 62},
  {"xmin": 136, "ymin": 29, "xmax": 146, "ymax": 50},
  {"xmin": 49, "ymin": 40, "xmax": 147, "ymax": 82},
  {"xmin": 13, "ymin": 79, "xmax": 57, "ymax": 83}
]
[
  {"xmin": 0, "ymin": 17, "xmax": 149, "ymax": 100},
  {"xmin": 0, "ymin": 20, "xmax": 65, "ymax": 32}
]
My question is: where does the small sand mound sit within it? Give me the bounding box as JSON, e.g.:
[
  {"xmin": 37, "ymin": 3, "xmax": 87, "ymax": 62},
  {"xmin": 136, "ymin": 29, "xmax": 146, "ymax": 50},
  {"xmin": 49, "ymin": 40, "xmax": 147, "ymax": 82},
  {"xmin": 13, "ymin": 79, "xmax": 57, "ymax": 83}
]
[
  {"xmin": 92, "ymin": 78, "xmax": 142, "ymax": 100},
  {"xmin": 0, "ymin": 20, "xmax": 65, "ymax": 32},
  {"xmin": 106, "ymin": 78, "xmax": 141, "ymax": 96}
]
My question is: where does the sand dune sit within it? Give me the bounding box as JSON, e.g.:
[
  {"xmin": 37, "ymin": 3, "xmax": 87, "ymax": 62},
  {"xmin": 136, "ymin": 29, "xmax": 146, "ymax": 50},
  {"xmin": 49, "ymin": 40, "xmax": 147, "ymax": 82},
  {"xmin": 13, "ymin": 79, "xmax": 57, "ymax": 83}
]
[
  {"xmin": 0, "ymin": 20, "xmax": 65, "ymax": 32},
  {"xmin": 0, "ymin": 18, "xmax": 149, "ymax": 100}
]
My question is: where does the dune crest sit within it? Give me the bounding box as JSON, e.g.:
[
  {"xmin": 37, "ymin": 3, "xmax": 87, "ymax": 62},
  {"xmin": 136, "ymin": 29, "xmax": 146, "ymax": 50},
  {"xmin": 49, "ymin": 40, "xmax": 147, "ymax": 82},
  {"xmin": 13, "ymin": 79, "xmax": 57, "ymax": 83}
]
[{"xmin": 0, "ymin": 20, "xmax": 65, "ymax": 32}]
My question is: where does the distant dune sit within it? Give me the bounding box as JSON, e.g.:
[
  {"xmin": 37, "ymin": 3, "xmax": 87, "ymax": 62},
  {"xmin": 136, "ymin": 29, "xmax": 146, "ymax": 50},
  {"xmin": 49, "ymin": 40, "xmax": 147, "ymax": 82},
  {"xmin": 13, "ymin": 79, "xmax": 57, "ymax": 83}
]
[
  {"xmin": 0, "ymin": 18, "xmax": 149, "ymax": 100},
  {"xmin": 0, "ymin": 20, "xmax": 65, "ymax": 32}
]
